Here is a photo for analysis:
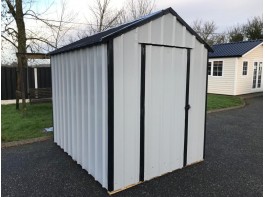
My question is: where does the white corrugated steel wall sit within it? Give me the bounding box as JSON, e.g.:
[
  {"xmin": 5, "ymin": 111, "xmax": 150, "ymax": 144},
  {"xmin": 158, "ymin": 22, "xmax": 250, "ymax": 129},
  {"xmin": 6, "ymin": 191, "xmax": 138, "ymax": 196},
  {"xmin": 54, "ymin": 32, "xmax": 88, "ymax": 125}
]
[
  {"xmin": 51, "ymin": 45, "xmax": 108, "ymax": 188},
  {"xmin": 187, "ymin": 40, "xmax": 207, "ymax": 164},
  {"xmin": 144, "ymin": 46, "xmax": 187, "ymax": 180},
  {"xmin": 113, "ymin": 13, "xmax": 207, "ymax": 190},
  {"xmin": 113, "ymin": 32, "xmax": 141, "ymax": 190}
]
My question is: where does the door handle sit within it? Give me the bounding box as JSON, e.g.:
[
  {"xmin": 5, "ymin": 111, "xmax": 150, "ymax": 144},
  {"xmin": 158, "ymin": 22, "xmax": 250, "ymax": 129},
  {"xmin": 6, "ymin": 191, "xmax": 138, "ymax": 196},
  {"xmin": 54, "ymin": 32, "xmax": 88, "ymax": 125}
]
[{"xmin": 185, "ymin": 104, "xmax": 191, "ymax": 110}]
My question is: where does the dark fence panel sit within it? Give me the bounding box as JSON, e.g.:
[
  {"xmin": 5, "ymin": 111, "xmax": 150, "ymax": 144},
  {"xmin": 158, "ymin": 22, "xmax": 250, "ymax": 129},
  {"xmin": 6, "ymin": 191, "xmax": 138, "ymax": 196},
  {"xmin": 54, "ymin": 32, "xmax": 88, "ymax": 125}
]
[
  {"xmin": 1, "ymin": 67, "xmax": 7, "ymax": 99},
  {"xmin": 1, "ymin": 67, "xmax": 51, "ymax": 100},
  {"xmin": 28, "ymin": 67, "xmax": 35, "ymax": 89},
  {"xmin": 1, "ymin": 67, "xmax": 17, "ymax": 100},
  {"xmin": 38, "ymin": 67, "xmax": 52, "ymax": 88}
]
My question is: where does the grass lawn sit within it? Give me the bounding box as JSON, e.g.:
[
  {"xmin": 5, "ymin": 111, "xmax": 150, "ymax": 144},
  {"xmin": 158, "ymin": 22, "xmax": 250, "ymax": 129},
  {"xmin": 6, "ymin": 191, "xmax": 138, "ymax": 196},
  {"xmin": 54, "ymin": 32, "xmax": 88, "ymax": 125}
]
[
  {"xmin": 1, "ymin": 103, "xmax": 53, "ymax": 142},
  {"xmin": 1, "ymin": 94, "xmax": 243, "ymax": 142},
  {"xmin": 207, "ymin": 94, "xmax": 244, "ymax": 111}
]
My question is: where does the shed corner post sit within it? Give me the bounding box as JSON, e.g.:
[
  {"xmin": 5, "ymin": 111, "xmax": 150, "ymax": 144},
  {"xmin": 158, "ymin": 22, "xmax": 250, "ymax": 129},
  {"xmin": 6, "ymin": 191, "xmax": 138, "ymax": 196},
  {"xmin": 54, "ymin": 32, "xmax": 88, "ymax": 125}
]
[
  {"xmin": 107, "ymin": 39, "xmax": 114, "ymax": 191},
  {"xmin": 139, "ymin": 44, "xmax": 146, "ymax": 182},
  {"xmin": 203, "ymin": 52, "xmax": 209, "ymax": 159}
]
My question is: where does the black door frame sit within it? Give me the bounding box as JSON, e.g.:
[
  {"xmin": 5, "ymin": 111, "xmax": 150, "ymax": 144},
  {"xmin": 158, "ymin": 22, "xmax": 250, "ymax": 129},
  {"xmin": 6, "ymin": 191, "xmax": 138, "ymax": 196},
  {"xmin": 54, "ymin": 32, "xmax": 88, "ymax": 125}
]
[{"xmin": 139, "ymin": 43, "xmax": 191, "ymax": 182}]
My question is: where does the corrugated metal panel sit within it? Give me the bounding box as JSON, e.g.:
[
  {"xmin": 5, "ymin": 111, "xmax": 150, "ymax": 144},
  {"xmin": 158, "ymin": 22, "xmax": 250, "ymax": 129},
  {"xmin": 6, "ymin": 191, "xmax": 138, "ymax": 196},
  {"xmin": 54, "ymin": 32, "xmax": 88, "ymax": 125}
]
[
  {"xmin": 187, "ymin": 40, "xmax": 207, "ymax": 164},
  {"xmin": 51, "ymin": 58, "xmax": 57, "ymax": 143},
  {"xmin": 52, "ymin": 11, "xmax": 207, "ymax": 192},
  {"xmin": 113, "ymin": 12, "xmax": 206, "ymax": 191},
  {"xmin": 51, "ymin": 45, "xmax": 108, "ymax": 189},
  {"xmin": 138, "ymin": 14, "xmax": 195, "ymax": 48},
  {"xmin": 144, "ymin": 46, "xmax": 187, "ymax": 180},
  {"xmin": 66, "ymin": 52, "xmax": 72, "ymax": 156},
  {"xmin": 113, "ymin": 31, "xmax": 141, "ymax": 190}
]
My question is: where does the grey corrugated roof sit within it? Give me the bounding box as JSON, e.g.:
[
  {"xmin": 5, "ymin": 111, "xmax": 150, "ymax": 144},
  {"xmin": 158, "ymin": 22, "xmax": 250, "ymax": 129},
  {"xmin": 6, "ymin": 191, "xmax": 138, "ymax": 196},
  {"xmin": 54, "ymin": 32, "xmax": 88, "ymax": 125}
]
[
  {"xmin": 209, "ymin": 40, "xmax": 263, "ymax": 58},
  {"xmin": 50, "ymin": 7, "xmax": 212, "ymax": 55}
]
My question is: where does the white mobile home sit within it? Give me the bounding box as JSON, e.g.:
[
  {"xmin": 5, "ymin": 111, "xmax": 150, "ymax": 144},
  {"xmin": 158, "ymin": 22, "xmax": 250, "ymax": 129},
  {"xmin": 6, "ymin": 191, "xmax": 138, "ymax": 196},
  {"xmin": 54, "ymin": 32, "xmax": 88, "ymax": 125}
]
[
  {"xmin": 50, "ymin": 7, "xmax": 212, "ymax": 192},
  {"xmin": 208, "ymin": 40, "xmax": 263, "ymax": 95}
]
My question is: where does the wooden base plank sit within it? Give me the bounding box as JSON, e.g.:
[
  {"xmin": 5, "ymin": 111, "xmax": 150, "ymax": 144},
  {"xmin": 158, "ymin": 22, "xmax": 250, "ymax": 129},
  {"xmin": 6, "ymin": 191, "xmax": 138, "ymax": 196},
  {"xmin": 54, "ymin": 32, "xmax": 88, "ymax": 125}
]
[{"xmin": 108, "ymin": 160, "xmax": 204, "ymax": 195}]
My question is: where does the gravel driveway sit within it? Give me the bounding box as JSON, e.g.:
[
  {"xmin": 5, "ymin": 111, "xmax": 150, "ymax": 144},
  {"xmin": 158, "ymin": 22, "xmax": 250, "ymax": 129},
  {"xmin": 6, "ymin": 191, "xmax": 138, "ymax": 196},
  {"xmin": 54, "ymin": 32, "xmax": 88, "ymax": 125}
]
[{"xmin": 2, "ymin": 96, "xmax": 262, "ymax": 197}]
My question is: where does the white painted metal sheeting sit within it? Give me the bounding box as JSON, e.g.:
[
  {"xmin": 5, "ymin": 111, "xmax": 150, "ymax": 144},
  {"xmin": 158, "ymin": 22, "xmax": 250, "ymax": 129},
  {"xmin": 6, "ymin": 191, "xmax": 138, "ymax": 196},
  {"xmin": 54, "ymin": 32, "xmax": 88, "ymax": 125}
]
[
  {"xmin": 112, "ymin": 13, "xmax": 207, "ymax": 190},
  {"xmin": 51, "ymin": 9, "xmax": 209, "ymax": 193},
  {"xmin": 51, "ymin": 45, "xmax": 108, "ymax": 188},
  {"xmin": 144, "ymin": 46, "xmax": 187, "ymax": 180},
  {"xmin": 113, "ymin": 33, "xmax": 141, "ymax": 190},
  {"xmin": 188, "ymin": 42, "xmax": 208, "ymax": 164}
]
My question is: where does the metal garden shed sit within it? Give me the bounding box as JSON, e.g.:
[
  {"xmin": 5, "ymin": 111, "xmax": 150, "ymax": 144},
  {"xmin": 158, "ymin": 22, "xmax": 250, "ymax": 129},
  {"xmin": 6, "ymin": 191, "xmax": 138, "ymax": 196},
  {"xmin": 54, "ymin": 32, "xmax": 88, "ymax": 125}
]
[{"xmin": 50, "ymin": 7, "xmax": 213, "ymax": 193}]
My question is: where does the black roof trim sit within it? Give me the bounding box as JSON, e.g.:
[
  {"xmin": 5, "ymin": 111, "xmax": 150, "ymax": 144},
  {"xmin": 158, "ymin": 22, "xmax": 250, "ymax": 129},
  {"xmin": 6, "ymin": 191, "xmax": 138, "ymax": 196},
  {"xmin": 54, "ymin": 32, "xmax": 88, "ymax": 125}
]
[
  {"xmin": 166, "ymin": 8, "xmax": 213, "ymax": 52},
  {"xmin": 209, "ymin": 55, "xmax": 242, "ymax": 59},
  {"xmin": 50, "ymin": 7, "xmax": 213, "ymax": 55}
]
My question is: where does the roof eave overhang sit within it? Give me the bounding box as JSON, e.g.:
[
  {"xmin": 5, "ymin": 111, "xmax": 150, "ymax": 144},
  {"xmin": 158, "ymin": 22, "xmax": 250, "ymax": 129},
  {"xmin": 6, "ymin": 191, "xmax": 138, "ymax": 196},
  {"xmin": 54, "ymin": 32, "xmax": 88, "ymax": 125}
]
[
  {"xmin": 242, "ymin": 42, "xmax": 263, "ymax": 57},
  {"xmin": 209, "ymin": 55, "xmax": 242, "ymax": 59},
  {"xmin": 48, "ymin": 41, "xmax": 105, "ymax": 56}
]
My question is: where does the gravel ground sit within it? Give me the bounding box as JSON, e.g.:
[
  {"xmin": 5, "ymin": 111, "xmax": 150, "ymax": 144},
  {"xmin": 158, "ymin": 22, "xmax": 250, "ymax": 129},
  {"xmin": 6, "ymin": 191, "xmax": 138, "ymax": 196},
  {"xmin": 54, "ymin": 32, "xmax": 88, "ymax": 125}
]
[{"xmin": 2, "ymin": 97, "xmax": 262, "ymax": 197}]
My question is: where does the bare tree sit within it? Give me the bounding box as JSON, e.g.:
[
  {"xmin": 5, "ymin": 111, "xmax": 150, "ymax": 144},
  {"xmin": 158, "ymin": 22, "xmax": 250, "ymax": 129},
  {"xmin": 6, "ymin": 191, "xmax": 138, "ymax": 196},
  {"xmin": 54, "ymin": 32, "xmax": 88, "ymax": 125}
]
[
  {"xmin": 212, "ymin": 33, "xmax": 227, "ymax": 44},
  {"xmin": 192, "ymin": 19, "xmax": 217, "ymax": 45},
  {"xmin": 45, "ymin": 0, "xmax": 77, "ymax": 50},
  {"xmin": 227, "ymin": 25, "xmax": 244, "ymax": 42},
  {"xmin": 1, "ymin": 0, "xmax": 76, "ymax": 109},
  {"xmin": 2, "ymin": 0, "xmax": 30, "ymax": 109},
  {"xmin": 192, "ymin": 19, "xmax": 227, "ymax": 46},
  {"xmin": 77, "ymin": 0, "xmax": 155, "ymax": 37},
  {"xmin": 126, "ymin": 0, "xmax": 155, "ymax": 20},
  {"xmin": 1, "ymin": 0, "xmax": 59, "ymax": 52},
  {"xmin": 118, "ymin": 0, "xmax": 155, "ymax": 23},
  {"xmin": 87, "ymin": 0, "xmax": 123, "ymax": 33},
  {"xmin": 2, "ymin": 0, "xmax": 77, "ymax": 56}
]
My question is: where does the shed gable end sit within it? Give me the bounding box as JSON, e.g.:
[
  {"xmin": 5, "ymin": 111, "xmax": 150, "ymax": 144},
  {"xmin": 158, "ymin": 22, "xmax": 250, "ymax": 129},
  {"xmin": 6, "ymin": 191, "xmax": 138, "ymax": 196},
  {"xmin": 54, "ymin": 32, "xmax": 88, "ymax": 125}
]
[{"xmin": 137, "ymin": 13, "xmax": 195, "ymax": 48}]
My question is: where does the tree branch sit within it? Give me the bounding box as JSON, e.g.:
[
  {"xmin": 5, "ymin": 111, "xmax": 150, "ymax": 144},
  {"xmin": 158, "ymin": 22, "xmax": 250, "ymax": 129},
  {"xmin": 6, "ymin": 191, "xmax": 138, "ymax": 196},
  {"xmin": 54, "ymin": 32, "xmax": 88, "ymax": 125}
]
[
  {"xmin": 1, "ymin": 34, "xmax": 18, "ymax": 48},
  {"xmin": 24, "ymin": 10, "xmax": 58, "ymax": 29},
  {"xmin": 27, "ymin": 37, "xmax": 56, "ymax": 48},
  {"xmin": 4, "ymin": 26, "xmax": 18, "ymax": 35},
  {"xmin": 4, "ymin": 0, "xmax": 16, "ymax": 19}
]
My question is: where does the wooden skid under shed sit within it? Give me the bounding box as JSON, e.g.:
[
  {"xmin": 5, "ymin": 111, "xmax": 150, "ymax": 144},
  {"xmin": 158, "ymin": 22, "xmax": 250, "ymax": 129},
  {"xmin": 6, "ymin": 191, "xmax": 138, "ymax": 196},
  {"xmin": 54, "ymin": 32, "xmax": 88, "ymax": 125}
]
[{"xmin": 108, "ymin": 160, "xmax": 204, "ymax": 195}]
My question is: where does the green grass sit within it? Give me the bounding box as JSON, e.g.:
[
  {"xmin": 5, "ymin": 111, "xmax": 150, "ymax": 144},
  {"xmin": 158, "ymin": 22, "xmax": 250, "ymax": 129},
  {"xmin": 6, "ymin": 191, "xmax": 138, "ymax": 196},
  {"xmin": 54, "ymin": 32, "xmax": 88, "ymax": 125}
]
[
  {"xmin": 1, "ymin": 94, "xmax": 243, "ymax": 142},
  {"xmin": 207, "ymin": 94, "xmax": 243, "ymax": 111},
  {"xmin": 1, "ymin": 103, "xmax": 53, "ymax": 142}
]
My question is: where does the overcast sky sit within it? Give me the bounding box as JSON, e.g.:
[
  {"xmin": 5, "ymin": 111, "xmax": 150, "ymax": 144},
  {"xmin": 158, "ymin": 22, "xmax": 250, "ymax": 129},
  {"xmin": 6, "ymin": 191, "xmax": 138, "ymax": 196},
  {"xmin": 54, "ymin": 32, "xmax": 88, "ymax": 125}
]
[
  {"xmin": 1, "ymin": 0, "xmax": 263, "ymax": 63},
  {"xmin": 168, "ymin": 0, "xmax": 263, "ymax": 32},
  {"xmin": 41, "ymin": 0, "xmax": 263, "ymax": 33}
]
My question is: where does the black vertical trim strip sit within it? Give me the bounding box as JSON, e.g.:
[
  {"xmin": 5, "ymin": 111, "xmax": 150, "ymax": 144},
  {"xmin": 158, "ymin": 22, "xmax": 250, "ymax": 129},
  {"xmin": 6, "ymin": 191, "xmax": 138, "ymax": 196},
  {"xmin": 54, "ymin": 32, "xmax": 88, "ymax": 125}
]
[
  {"xmin": 139, "ymin": 44, "xmax": 146, "ymax": 182},
  {"xmin": 50, "ymin": 62, "xmax": 55, "ymax": 141},
  {"xmin": 183, "ymin": 49, "xmax": 191, "ymax": 167},
  {"xmin": 203, "ymin": 53, "xmax": 209, "ymax": 159},
  {"xmin": 107, "ymin": 40, "xmax": 114, "ymax": 191}
]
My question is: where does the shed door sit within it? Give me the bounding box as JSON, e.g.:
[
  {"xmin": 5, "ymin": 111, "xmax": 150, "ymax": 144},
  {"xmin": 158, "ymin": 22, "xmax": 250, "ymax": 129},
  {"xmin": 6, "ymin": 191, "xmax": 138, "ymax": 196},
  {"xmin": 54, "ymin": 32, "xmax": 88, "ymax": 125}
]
[{"xmin": 142, "ymin": 45, "xmax": 188, "ymax": 180}]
